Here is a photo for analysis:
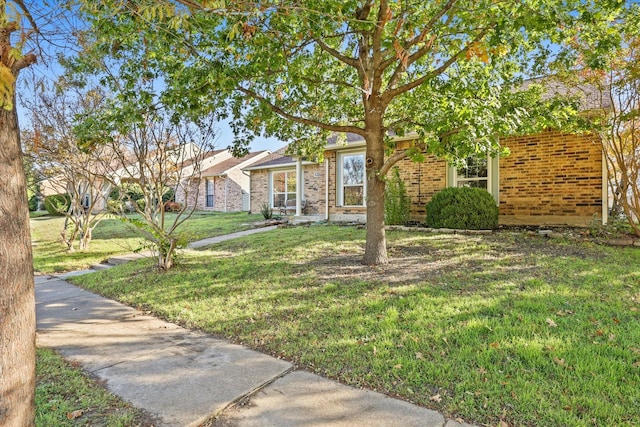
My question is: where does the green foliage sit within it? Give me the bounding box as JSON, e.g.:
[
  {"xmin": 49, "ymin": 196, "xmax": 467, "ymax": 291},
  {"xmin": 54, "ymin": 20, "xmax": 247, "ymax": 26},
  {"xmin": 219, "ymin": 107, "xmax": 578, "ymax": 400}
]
[
  {"xmin": 426, "ymin": 187, "xmax": 498, "ymax": 230},
  {"xmin": 162, "ymin": 187, "xmax": 175, "ymax": 203},
  {"xmin": 43, "ymin": 194, "xmax": 70, "ymax": 216},
  {"xmin": 384, "ymin": 167, "xmax": 411, "ymax": 225},
  {"xmin": 260, "ymin": 203, "xmax": 273, "ymax": 220},
  {"xmin": 28, "ymin": 194, "xmax": 39, "ymax": 212}
]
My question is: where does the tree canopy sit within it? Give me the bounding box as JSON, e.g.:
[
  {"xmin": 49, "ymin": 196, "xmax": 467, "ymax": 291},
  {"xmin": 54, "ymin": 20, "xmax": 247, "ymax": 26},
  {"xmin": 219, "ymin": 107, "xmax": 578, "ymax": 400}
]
[{"xmin": 76, "ymin": 0, "xmax": 625, "ymax": 263}]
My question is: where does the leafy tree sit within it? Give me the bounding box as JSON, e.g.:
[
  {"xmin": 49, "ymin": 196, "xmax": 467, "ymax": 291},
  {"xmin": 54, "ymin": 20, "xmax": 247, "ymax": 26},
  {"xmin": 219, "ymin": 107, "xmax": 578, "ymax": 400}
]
[{"xmin": 78, "ymin": 0, "xmax": 622, "ymax": 264}]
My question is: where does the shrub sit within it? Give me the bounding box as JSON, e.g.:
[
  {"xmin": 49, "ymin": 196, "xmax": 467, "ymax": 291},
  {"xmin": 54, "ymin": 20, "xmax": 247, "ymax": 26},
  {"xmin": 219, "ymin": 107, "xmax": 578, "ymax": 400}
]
[
  {"xmin": 136, "ymin": 198, "xmax": 146, "ymax": 211},
  {"xmin": 44, "ymin": 194, "xmax": 71, "ymax": 216},
  {"xmin": 384, "ymin": 167, "xmax": 411, "ymax": 225},
  {"xmin": 260, "ymin": 203, "xmax": 273, "ymax": 220},
  {"xmin": 162, "ymin": 187, "xmax": 175, "ymax": 203},
  {"xmin": 426, "ymin": 187, "xmax": 498, "ymax": 230},
  {"xmin": 164, "ymin": 201, "xmax": 183, "ymax": 212},
  {"xmin": 28, "ymin": 194, "xmax": 39, "ymax": 211}
]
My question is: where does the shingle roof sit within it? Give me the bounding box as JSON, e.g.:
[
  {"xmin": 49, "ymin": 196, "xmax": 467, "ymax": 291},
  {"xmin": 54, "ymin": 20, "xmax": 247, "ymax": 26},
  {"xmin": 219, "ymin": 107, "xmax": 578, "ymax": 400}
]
[
  {"xmin": 520, "ymin": 76, "xmax": 612, "ymax": 111},
  {"xmin": 201, "ymin": 151, "xmax": 268, "ymax": 176}
]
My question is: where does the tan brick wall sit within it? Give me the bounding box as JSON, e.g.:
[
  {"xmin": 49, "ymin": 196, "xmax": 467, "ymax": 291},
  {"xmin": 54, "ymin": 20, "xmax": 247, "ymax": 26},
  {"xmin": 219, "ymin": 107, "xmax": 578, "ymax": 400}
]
[
  {"xmin": 392, "ymin": 153, "xmax": 447, "ymax": 221},
  {"xmin": 249, "ymin": 170, "xmax": 270, "ymax": 213},
  {"xmin": 250, "ymin": 165, "xmax": 325, "ymax": 215},
  {"xmin": 499, "ymin": 130, "xmax": 602, "ymax": 220},
  {"xmin": 252, "ymin": 132, "xmax": 604, "ymax": 225}
]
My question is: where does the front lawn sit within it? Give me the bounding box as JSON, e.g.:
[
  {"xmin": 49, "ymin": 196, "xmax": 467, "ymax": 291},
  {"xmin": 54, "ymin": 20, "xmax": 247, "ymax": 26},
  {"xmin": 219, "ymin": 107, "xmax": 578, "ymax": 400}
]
[
  {"xmin": 31, "ymin": 211, "xmax": 262, "ymax": 273},
  {"xmin": 70, "ymin": 226, "xmax": 640, "ymax": 426}
]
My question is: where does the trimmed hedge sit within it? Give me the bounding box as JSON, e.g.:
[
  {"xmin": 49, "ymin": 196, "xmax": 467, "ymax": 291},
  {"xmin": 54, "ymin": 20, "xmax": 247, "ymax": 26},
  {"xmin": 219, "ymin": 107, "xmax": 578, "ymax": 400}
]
[
  {"xmin": 426, "ymin": 187, "xmax": 498, "ymax": 230},
  {"xmin": 43, "ymin": 194, "xmax": 71, "ymax": 216}
]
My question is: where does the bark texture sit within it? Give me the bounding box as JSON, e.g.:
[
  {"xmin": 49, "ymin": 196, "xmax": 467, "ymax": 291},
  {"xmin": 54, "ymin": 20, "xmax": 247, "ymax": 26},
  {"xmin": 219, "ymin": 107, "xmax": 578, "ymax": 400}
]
[
  {"xmin": 0, "ymin": 103, "xmax": 36, "ymax": 426},
  {"xmin": 362, "ymin": 130, "xmax": 389, "ymax": 265}
]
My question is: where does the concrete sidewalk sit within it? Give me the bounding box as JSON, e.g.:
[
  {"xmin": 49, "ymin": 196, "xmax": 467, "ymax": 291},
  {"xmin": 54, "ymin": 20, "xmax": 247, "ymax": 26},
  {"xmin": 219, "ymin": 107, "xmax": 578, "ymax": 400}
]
[{"xmin": 36, "ymin": 278, "xmax": 473, "ymax": 427}]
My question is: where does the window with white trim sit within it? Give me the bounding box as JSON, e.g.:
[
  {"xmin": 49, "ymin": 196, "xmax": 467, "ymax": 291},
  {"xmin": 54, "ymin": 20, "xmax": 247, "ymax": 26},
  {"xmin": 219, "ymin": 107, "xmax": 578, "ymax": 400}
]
[
  {"xmin": 271, "ymin": 170, "xmax": 296, "ymax": 208},
  {"xmin": 338, "ymin": 152, "xmax": 366, "ymax": 206},
  {"xmin": 205, "ymin": 179, "xmax": 214, "ymax": 207},
  {"xmin": 450, "ymin": 154, "xmax": 499, "ymax": 203},
  {"xmin": 455, "ymin": 155, "xmax": 488, "ymax": 190}
]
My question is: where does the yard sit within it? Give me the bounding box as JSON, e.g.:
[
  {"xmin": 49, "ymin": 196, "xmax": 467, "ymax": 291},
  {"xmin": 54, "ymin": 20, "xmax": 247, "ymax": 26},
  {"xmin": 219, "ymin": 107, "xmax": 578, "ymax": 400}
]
[
  {"xmin": 68, "ymin": 225, "xmax": 640, "ymax": 427},
  {"xmin": 30, "ymin": 211, "xmax": 263, "ymax": 273}
]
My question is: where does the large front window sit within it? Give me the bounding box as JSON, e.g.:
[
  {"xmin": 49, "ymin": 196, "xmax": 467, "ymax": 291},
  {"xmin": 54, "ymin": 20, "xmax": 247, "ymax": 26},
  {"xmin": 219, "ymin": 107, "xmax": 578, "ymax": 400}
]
[
  {"xmin": 340, "ymin": 153, "xmax": 365, "ymax": 206},
  {"xmin": 272, "ymin": 170, "xmax": 296, "ymax": 208}
]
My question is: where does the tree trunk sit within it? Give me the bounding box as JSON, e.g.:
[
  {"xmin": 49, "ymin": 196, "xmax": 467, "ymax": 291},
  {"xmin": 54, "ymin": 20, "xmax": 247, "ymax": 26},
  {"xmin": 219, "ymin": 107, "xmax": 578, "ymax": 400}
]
[
  {"xmin": 0, "ymin": 101, "xmax": 36, "ymax": 426},
  {"xmin": 362, "ymin": 132, "xmax": 388, "ymax": 265}
]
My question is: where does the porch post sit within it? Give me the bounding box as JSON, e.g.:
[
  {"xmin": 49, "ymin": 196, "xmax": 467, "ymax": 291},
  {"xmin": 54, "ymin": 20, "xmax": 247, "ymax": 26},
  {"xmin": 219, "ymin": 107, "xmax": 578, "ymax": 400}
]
[{"xmin": 296, "ymin": 157, "xmax": 302, "ymax": 216}]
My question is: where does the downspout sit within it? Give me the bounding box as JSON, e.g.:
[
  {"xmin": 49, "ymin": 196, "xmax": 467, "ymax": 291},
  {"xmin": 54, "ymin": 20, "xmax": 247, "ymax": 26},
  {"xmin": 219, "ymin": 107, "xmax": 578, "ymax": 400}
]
[
  {"xmin": 296, "ymin": 157, "xmax": 302, "ymax": 216},
  {"xmin": 325, "ymin": 157, "xmax": 329, "ymax": 221}
]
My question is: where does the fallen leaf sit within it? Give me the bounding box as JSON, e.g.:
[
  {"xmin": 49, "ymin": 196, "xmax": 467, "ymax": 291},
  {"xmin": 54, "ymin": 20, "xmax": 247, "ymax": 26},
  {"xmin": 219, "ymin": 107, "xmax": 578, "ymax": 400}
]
[
  {"xmin": 478, "ymin": 367, "xmax": 487, "ymax": 375},
  {"xmin": 499, "ymin": 420, "xmax": 509, "ymax": 427},
  {"xmin": 553, "ymin": 357, "xmax": 566, "ymax": 367},
  {"xmin": 546, "ymin": 318, "xmax": 558, "ymax": 328},
  {"xmin": 430, "ymin": 393, "xmax": 442, "ymax": 402},
  {"xmin": 67, "ymin": 410, "xmax": 83, "ymax": 420},
  {"xmin": 595, "ymin": 329, "xmax": 604, "ymax": 336},
  {"xmin": 393, "ymin": 363, "xmax": 402, "ymax": 369},
  {"xmin": 415, "ymin": 352, "xmax": 425, "ymax": 360},
  {"xmin": 489, "ymin": 341, "xmax": 500, "ymax": 349},
  {"xmin": 373, "ymin": 345, "xmax": 377, "ymax": 356}
]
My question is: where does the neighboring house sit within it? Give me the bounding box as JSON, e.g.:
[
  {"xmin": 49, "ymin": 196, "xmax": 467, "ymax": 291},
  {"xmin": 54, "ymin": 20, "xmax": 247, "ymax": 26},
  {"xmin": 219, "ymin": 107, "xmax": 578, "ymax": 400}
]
[
  {"xmin": 246, "ymin": 82, "xmax": 610, "ymax": 226},
  {"xmin": 177, "ymin": 150, "xmax": 271, "ymax": 212}
]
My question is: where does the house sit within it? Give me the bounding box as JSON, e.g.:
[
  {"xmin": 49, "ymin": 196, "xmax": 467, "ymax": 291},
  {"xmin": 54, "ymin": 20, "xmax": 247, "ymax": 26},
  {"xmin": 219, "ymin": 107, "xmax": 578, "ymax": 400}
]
[
  {"xmin": 245, "ymin": 82, "xmax": 610, "ymax": 226},
  {"xmin": 176, "ymin": 150, "xmax": 271, "ymax": 212}
]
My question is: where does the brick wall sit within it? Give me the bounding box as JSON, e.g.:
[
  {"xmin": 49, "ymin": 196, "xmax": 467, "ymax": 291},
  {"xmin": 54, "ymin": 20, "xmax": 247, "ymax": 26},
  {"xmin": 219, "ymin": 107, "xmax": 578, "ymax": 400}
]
[
  {"xmin": 249, "ymin": 170, "xmax": 270, "ymax": 213},
  {"xmin": 392, "ymin": 153, "xmax": 447, "ymax": 221},
  {"xmin": 499, "ymin": 130, "xmax": 603, "ymax": 222},
  {"xmin": 249, "ymin": 165, "xmax": 325, "ymax": 215}
]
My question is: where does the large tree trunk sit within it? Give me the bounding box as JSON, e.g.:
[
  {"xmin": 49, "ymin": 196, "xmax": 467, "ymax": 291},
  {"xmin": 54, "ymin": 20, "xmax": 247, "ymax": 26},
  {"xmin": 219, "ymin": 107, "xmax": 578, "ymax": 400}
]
[
  {"xmin": 0, "ymin": 101, "xmax": 36, "ymax": 426},
  {"xmin": 362, "ymin": 132, "xmax": 388, "ymax": 265}
]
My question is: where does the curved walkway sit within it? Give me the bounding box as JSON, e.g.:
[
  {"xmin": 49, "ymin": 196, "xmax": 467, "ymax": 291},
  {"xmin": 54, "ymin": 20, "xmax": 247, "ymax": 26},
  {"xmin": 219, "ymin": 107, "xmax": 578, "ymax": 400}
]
[{"xmin": 36, "ymin": 227, "xmax": 474, "ymax": 427}]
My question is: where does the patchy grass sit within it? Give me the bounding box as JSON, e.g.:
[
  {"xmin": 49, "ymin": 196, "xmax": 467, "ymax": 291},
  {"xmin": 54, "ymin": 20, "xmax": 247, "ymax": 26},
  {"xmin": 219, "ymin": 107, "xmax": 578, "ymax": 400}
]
[
  {"xmin": 70, "ymin": 226, "xmax": 640, "ymax": 426},
  {"xmin": 31, "ymin": 211, "xmax": 262, "ymax": 273},
  {"xmin": 36, "ymin": 348, "xmax": 151, "ymax": 426}
]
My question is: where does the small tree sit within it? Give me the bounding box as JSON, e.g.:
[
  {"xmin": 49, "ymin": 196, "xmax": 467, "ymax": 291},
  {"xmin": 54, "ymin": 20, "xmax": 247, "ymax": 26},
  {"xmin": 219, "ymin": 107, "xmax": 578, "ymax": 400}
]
[
  {"xmin": 565, "ymin": 4, "xmax": 640, "ymax": 235},
  {"xmin": 384, "ymin": 167, "xmax": 410, "ymax": 225},
  {"xmin": 22, "ymin": 83, "xmax": 116, "ymax": 251}
]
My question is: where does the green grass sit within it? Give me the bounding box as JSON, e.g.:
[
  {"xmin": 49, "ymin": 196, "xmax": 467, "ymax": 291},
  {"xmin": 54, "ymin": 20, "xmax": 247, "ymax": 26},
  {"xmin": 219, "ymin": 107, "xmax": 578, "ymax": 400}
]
[
  {"xmin": 31, "ymin": 211, "xmax": 263, "ymax": 273},
  {"xmin": 70, "ymin": 226, "xmax": 640, "ymax": 426},
  {"xmin": 36, "ymin": 348, "xmax": 148, "ymax": 426}
]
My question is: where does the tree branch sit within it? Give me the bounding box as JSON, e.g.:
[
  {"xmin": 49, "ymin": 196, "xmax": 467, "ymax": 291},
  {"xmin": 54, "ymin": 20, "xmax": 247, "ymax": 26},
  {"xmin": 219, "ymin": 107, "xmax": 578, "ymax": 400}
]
[
  {"xmin": 314, "ymin": 37, "xmax": 360, "ymax": 68},
  {"xmin": 380, "ymin": 149, "xmax": 409, "ymax": 176},
  {"xmin": 237, "ymin": 86, "xmax": 366, "ymax": 136},
  {"xmin": 382, "ymin": 25, "xmax": 493, "ymax": 103}
]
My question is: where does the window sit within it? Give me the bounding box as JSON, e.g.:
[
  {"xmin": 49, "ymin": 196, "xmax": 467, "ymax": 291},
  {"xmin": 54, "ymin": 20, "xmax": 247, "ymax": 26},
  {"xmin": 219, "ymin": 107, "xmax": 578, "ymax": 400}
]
[
  {"xmin": 339, "ymin": 152, "xmax": 366, "ymax": 206},
  {"xmin": 205, "ymin": 179, "xmax": 214, "ymax": 207},
  {"xmin": 271, "ymin": 170, "xmax": 296, "ymax": 208},
  {"xmin": 449, "ymin": 154, "xmax": 499, "ymax": 203},
  {"xmin": 455, "ymin": 155, "xmax": 488, "ymax": 189}
]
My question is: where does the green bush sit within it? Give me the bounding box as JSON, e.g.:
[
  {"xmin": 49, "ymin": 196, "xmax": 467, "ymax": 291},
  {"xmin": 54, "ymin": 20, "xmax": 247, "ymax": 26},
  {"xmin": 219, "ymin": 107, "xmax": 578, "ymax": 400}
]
[
  {"xmin": 44, "ymin": 194, "xmax": 71, "ymax": 216},
  {"xmin": 384, "ymin": 167, "xmax": 411, "ymax": 225},
  {"xmin": 162, "ymin": 187, "xmax": 175, "ymax": 203},
  {"xmin": 425, "ymin": 187, "xmax": 498, "ymax": 230},
  {"xmin": 28, "ymin": 194, "xmax": 39, "ymax": 211}
]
